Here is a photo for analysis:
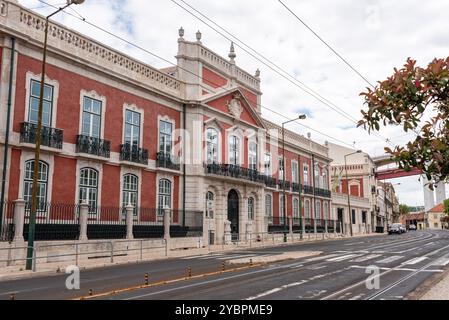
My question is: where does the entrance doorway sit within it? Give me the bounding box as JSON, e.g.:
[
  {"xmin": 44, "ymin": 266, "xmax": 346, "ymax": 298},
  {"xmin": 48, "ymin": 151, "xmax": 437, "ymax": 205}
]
[
  {"xmin": 227, "ymin": 189, "xmax": 239, "ymax": 241},
  {"xmin": 337, "ymin": 208, "xmax": 344, "ymax": 233}
]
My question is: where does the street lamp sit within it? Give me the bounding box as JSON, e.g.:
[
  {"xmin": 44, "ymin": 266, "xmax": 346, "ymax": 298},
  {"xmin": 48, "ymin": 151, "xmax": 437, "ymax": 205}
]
[
  {"xmin": 281, "ymin": 115, "xmax": 306, "ymax": 226},
  {"xmin": 344, "ymin": 149, "xmax": 362, "ymax": 237},
  {"xmin": 26, "ymin": 0, "xmax": 85, "ymax": 271}
]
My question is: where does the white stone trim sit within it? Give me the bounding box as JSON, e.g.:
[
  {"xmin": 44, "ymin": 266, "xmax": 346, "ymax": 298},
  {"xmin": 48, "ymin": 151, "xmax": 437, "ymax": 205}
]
[
  {"xmin": 156, "ymin": 173, "xmax": 175, "ymax": 210},
  {"xmin": 74, "ymin": 160, "xmax": 103, "ymax": 221},
  {"xmin": 78, "ymin": 90, "xmax": 107, "ymax": 139},
  {"xmin": 18, "ymin": 150, "xmax": 54, "ymax": 220},
  {"xmin": 24, "ymin": 71, "xmax": 59, "ymax": 128},
  {"xmin": 226, "ymin": 126, "xmax": 244, "ymax": 165},
  {"xmin": 119, "ymin": 166, "xmax": 142, "ymax": 220},
  {"xmin": 157, "ymin": 114, "xmax": 176, "ymax": 155},
  {"xmin": 204, "ymin": 122, "xmax": 222, "ymax": 163},
  {"xmin": 122, "ymin": 103, "xmax": 144, "ymax": 148},
  {"xmin": 291, "ymin": 159, "xmax": 299, "ymax": 184}
]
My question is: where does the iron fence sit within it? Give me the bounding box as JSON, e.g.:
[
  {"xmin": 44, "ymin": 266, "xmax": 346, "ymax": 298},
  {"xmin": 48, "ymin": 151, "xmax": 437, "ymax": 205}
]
[{"xmin": 0, "ymin": 201, "xmax": 15, "ymax": 242}]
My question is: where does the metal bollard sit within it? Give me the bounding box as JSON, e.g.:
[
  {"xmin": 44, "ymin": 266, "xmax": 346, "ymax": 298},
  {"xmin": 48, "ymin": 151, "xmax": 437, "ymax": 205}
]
[
  {"xmin": 89, "ymin": 289, "xmax": 93, "ymax": 296},
  {"xmin": 250, "ymin": 258, "xmax": 253, "ymax": 267},
  {"xmin": 10, "ymin": 293, "xmax": 15, "ymax": 300},
  {"xmin": 187, "ymin": 266, "xmax": 192, "ymax": 278},
  {"xmin": 222, "ymin": 261, "xmax": 225, "ymax": 272},
  {"xmin": 144, "ymin": 273, "xmax": 149, "ymax": 285}
]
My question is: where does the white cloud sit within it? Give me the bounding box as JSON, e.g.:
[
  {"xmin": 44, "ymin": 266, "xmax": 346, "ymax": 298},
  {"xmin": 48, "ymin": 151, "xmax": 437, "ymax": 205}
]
[{"xmin": 18, "ymin": 0, "xmax": 449, "ymax": 205}]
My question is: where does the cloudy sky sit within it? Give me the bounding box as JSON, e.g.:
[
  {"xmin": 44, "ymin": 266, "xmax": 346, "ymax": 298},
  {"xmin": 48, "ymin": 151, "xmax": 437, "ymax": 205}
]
[{"xmin": 18, "ymin": 0, "xmax": 449, "ymax": 206}]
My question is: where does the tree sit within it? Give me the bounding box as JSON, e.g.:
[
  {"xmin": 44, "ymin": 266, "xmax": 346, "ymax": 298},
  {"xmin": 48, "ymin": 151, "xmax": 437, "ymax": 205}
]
[
  {"xmin": 444, "ymin": 199, "xmax": 449, "ymax": 216},
  {"xmin": 358, "ymin": 57, "xmax": 449, "ymax": 189},
  {"xmin": 399, "ymin": 204, "xmax": 410, "ymax": 215}
]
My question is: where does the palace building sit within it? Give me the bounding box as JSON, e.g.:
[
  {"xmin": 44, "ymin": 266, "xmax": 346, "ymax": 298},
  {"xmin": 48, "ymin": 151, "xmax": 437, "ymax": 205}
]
[{"xmin": 0, "ymin": 0, "xmax": 332, "ymax": 244}]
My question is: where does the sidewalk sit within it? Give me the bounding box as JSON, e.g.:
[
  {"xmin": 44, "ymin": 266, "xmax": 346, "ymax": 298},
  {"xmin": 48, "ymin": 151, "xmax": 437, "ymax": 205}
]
[
  {"xmin": 0, "ymin": 231, "xmax": 383, "ymax": 282},
  {"xmin": 419, "ymin": 269, "xmax": 449, "ymax": 300}
]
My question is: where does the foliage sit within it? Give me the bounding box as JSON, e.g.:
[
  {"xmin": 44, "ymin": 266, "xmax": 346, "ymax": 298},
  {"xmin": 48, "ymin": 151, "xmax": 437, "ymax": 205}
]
[
  {"xmin": 399, "ymin": 204, "xmax": 410, "ymax": 215},
  {"xmin": 444, "ymin": 199, "xmax": 449, "ymax": 216},
  {"xmin": 358, "ymin": 57, "xmax": 449, "ymax": 189}
]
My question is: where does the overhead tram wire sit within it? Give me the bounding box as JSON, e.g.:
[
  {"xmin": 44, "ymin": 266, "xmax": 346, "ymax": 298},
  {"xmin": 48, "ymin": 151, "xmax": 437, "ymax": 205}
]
[
  {"xmin": 169, "ymin": 0, "xmax": 396, "ymax": 148},
  {"xmin": 35, "ymin": 0, "xmax": 371, "ymax": 149},
  {"xmin": 278, "ymin": 0, "xmax": 376, "ymax": 89}
]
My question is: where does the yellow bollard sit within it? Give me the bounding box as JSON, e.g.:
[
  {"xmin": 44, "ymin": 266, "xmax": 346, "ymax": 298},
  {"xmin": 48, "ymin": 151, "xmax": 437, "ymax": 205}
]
[
  {"xmin": 188, "ymin": 266, "xmax": 192, "ymax": 278},
  {"xmin": 10, "ymin": 293, "xmax": 15, "ymax": 300},
  {"xmin": 222, "ymin": 261, "xmax": 225, "ymax": 272},
  {"xmin": 250, "ymin": 258, "xmax": 253, "ymax": 267},
  {"xmin": 144, "ymin": 273, "xmax": 149, "ymax": 285},
  {"xmin": 88, "ymin": 289, "xmax": 93, "ymax": 296}
]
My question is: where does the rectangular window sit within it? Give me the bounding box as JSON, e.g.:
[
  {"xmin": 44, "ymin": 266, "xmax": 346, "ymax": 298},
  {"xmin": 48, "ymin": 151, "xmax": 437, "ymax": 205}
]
[
  {"xmin": 229, "ymin": 136, "xmax": 239, "ymax": 165},
  {"xmin": 29, "ymin": 80, "xmax": 53, "ymax": 126},
  {"xmin": 303, "ymin": 164, "xmax": 309, "ymax": 185},
  {"xmin": 279, "ymin": 157, "xmax": 284, "ymax": 180},
  {"xmin": 82, "ymin": 97, "xmax": 102, "ymax": 138},
  {"xmin": 292, "ymin": 161, "xmax": 298, "ymax": 183},
  {"xmin": 124, "ymin": 110, "xmax": 141, "ymax": 146},
  {"xmin": 159, "ymin": 120, "xmax": 173, "ymax": 154},
  {"xmin": 264, "ymin": 153, "xmax": 271, "ymax": 176},
  {"xmin": 352, "ymin": 209, "xmax": 356, "ymax": 224}
]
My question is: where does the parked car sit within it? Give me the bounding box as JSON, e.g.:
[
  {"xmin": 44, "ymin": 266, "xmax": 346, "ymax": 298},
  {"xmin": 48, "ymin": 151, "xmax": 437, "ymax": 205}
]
[
  {"xmin": 388, "ymin": 223, "xmax": 404, "ymax": 234},
  {"xmin": 409, "ymin": 224, "xmax": 417, "ymax": 231},
  {"xmin": 399, "ymin": 224, "xmax": 407, "ymax": 233}
]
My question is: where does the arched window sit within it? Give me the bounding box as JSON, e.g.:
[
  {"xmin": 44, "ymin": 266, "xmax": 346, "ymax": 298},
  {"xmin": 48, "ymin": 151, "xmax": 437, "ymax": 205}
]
[
  {"xmin": 248, "ymin": 141, "xmax": 257, "ymax": 170},
  {"xmin": 293, "ymin": 198, "xmax": 300, "ymax": 219},
  {"xmin": 122, "ymin": 174, "xmax": 138, "ymax": 216},
  {"xmin": 324, "ymin": 202, "xmax": 329, "ymax": 220},
  {"xmin": 79, "ymin": 168, "xmax": 98, "ymax": 214},
  {"xmin": 315, "ymin": 201, "xmax": 321, "ymax": 219},
  {"xmin": 265, "ymin": 194, "xmax": 272, "ymax": 221},
  {"xmin": 304, "ymin": 199, "xmax": 310, "ymax": 219},
  {"xmin": 206, "ymin": 191, "xmax": 214, "ymax": 218},
  {"xmin": 206, "ymin": 128, "xmax": 219, "ymax": 164},
  {"xmin": 248, "ymin": 197, "xmax": 254, "ymax": 220},
  {"xmin": 229, "ymin": 135, "xmax": 239, "ymax": 165},
  {"xmin": 23, "ymin": 160, "xmax": 48, "ymax": 213},
  {"xmin": 158, "ymin": 179, "xmax": 172, "ymax": 215}
]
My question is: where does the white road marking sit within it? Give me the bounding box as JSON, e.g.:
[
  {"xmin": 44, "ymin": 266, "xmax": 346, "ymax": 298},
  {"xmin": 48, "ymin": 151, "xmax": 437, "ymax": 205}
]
[
  {"xmin": 305, "ymin": 253, "xmax": 341, "ymax": 262},
  {"xmin": 349, "ymin": 294, "xmax": 364, "ymax": 300},
  {"xmin": 432, "ymin": 258, "xmax": 449, "ymax": 266},
  {"xmin": 350, "ymin": 254, "xmax": 382, "ymax": 262},
  {"xmin": 326, "ymin": 254, "xmax": 361, "ymax": 262},
  {"xmin": 375, "ymin": 255, "xmax": 403, "ymax": 264},
  {"xmin": 217, "ymin": 254, "xmax": 256, "ymax": 260},
  {"xmin": 245, "ymin": 280, "xmax": 308, "ymax": 300},
  {"xmin": 180, "ymin": 253, "xmax": 223, "ymax": 260},
  {"xmin": 349, "ymin": 265, "xmax": 442, "ymax": 273},
  {"xmin": 403, "ymin": 257, "xmax": 428, "ymax": 265}
]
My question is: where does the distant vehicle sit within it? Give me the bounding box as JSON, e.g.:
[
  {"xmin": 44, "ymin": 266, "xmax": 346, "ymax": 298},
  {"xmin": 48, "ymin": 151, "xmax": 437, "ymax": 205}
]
[
  {"xmin": 399, "ymin": 224, "xmax": 407, "ymax": 233},
  {"xmin": 388, "ymin": 223, "xmax": 404, "ymax": 234},
  {"xmin": 409, "ymin": 224, "xmax": 417, "ymax": 231}
]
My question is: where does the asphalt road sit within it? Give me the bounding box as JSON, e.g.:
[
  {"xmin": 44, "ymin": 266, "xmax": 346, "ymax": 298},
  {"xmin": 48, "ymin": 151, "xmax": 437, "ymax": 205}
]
[{"xmin": 1, "ymin": 230, "xmax": 448, "ymax": 300}]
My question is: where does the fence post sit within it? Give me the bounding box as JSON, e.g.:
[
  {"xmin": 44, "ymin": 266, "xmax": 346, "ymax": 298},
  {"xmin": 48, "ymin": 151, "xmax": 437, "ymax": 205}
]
[
  {"xmin": 288, "ymin": 217, "xmax": 293, "ymax": 239},
  {"xmin": 125, "ymin": 203, "xmax": 134, "ymax": 240},
  {"xmin": 163, "ymin": 206, "xmax": 171, "ymax": 251},
  {"xmin": 78, "ymin": 201, "xmax": 89, "ymax": 241},
  {"xmin": 13, "ymin": 199, "xmax": 26, "ymax": 243}
]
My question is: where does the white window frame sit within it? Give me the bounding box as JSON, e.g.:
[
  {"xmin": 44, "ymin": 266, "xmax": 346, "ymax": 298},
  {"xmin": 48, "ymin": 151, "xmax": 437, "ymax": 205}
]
[
  {"xmin": 122, "ymin": 104, "xmax": 144, "ymax": 148},
  {"xmin": 79, "ymin": 90, "xmax": 106, "ymax": 139},
  {"xmin": 206, "ymin": 191, "xmax": 214, "ymax": 219},
  {"xmin": 265, "ymin": 194, "xmax": 272, "ymax": 220},
  {"xmin": 315, "ymin": 201, "xmax": 321, "ymax": 219},
  {"xmin": 228, "ymin": 135, "xmax": 240, "ymax": 165},
  {"xmin": 264, "ymin": 153, "xmax": 271, "ymax": 176},
  {"xmin": 248, "ymin": 140, "xmax": 258, "ymax": 171},
  {"xmin": 293, "ymin": 197, "xmax": 300, "ymax": 219},
  {"xmin": 248, "ymin": 197, "xmax": 254, "ymax": 220},
  {"xmin": 292, "ymin": 160, "xmax": 299, "ymax": 184},
  {"xmin": 206, "ymin": 127, "xmax": 220, "ymax": 164},
  {"xmin": 25, "ymin": 72, "xmax": 59, "ymax": 129},
  {"xmin": 304, "ymin": 199, "xmax": 310, "ymax": 218},
  {"xmin": 158, "ymin": 116, "xmax": 175, "ymax": 155},
  {"xmin": 303, "ymin": 164, "xmax": 309, "ymax": 186},
  {"xmin": 78, "ymin": 167, "xmax": 99, "ymax": 215}
]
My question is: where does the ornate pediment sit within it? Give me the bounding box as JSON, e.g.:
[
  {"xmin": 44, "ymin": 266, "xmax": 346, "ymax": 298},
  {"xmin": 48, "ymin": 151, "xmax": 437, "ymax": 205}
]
[{"xmin": 226, "ymin": 93, "xmax": 243, "ymax": 119}]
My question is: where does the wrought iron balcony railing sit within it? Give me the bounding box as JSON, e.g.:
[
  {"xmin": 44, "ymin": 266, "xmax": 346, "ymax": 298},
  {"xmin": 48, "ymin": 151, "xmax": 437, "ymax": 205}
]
[
  {"xmin": 120, "ymin": 143, "xmax": 148, "ymax": 165},
  {"xmin": 303, "ymin": 184, "xmax": 314, "ymax": 195},
  {"xmin": 204, "ymin": 163, "xmax": 264, "ymax": 183},
  {"xmin": 315, "ymin": 187, "xmax": 332, "ymax": 198},
  {"xmin": 262, "ymin": 175, "xmax": 278, "ymax": 188},
  {"xmin": 76, "ymin": 135, "xmax": 110, "ymax": 158},
  {"xmin": 292, "ymin": 182, "xmax": 301, "ymax": 193},
  {"xmin": 20, "ymin": 122, "xmax": 63, "ymax": 149},
  {"xmin": 278, "ymin": 180, "xmax": 291, "ymax": 190},
  {"xmin": 156, "ymin": 152, "xmax": 180, "ymax": 170}
]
